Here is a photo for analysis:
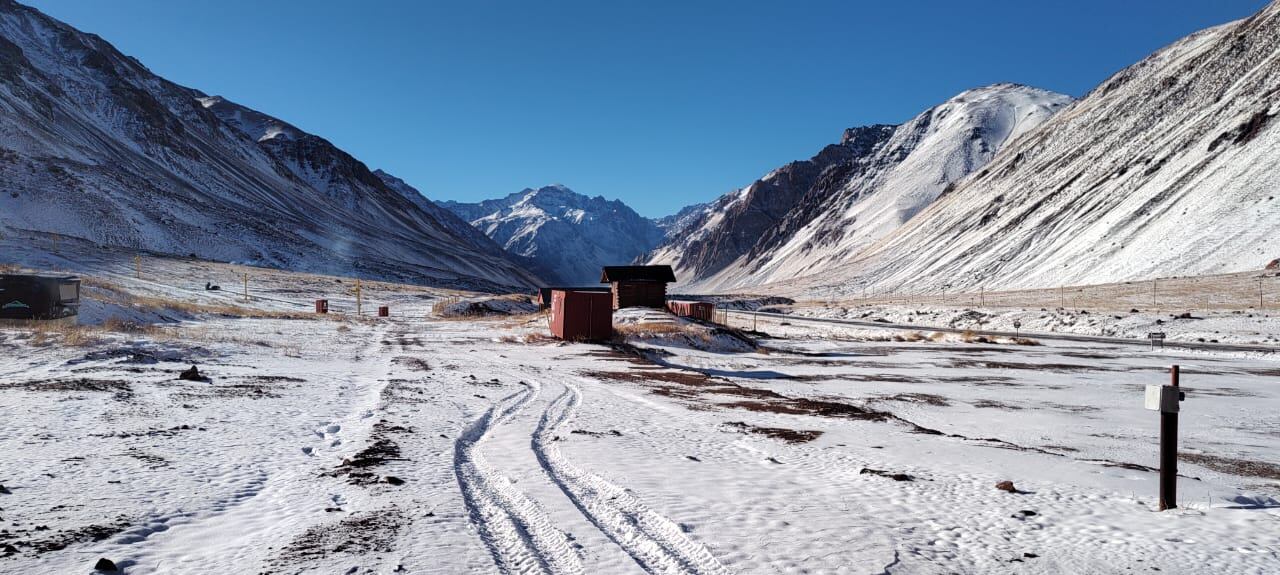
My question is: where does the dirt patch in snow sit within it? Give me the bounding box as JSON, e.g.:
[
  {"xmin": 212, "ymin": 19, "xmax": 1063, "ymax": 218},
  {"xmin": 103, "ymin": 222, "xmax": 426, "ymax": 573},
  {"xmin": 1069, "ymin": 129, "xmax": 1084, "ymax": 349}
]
[
  {"xmin": 724, "ymin": 421, "xmax": 823, "ymax": 444},
  {"xmin": 325, "ymin": 421, "xmax": 412, "ymax": 486},
  {"xmin": 0, "ymin": 378, "xmax": 133, "ymax": 400},
  {"xmin": 1181, "ymin": 452, "xmax": 1280, "ymax": 481},
  {"xmin": 275, "ymin": 508, "xmax": 405, "ymax": 564},
  {"xmin": 8, "ymin": 516, "xmax": 133, "ymax": 556}
]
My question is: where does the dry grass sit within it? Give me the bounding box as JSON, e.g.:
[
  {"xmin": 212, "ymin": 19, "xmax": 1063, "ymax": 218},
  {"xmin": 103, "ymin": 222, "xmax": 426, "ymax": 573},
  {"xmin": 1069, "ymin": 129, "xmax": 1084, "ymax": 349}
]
[
  {"xmin": 495, "ymin": 332, "xmax": 559, "ymax": 345},
  {"xmin": 613, "ymin": 322, "xmax": 685, "ymax": 336}
]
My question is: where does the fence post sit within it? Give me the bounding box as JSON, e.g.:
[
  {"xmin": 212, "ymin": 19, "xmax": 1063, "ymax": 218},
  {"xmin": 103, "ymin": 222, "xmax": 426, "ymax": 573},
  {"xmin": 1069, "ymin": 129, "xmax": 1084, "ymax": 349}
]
[{"xmin": 1159, "ymin": 365, "xmax": 1181, "ymax": 510}]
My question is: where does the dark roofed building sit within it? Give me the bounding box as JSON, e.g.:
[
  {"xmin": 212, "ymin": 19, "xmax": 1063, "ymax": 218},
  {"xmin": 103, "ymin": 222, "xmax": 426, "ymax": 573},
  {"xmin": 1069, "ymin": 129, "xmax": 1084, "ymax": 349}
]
[
  {"xmin": 536, "ymin": 286, "xmax": 610, "ymax": 309},
  {"xmin": 600, "ymin": 265, "xmax": 676, "ymax": 309}
]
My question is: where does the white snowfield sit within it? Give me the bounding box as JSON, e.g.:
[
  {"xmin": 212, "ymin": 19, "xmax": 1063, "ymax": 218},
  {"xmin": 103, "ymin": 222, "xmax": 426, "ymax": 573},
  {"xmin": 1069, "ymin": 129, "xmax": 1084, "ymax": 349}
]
[{"xmin": 1, "ymin": 257, "xmax": 1278, "ymax": 574}]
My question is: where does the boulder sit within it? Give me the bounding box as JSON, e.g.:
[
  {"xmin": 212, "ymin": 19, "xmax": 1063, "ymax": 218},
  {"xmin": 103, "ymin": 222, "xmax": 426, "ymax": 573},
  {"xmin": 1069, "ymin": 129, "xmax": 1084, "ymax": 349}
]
[
  {"xmin": 996, "ymin": 480, "xmax": 1018, "ymax": 493},
  {"xmin": 93, "ymin": 558, "xmax": 119, "ymax": 572}
]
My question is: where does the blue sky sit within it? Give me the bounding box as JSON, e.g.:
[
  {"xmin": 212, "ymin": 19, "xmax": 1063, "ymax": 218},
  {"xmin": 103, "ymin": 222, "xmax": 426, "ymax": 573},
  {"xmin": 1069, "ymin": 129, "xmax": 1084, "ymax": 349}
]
[{"xmin": 27, "ymin": 0, "xmax": 1267, "ymax": 218}]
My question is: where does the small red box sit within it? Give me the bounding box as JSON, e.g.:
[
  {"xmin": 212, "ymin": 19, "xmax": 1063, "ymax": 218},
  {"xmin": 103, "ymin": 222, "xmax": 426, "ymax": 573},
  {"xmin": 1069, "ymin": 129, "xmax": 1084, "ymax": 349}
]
[{"xmin": 315, "ymin": 299, "xmax": 329, "ymax": 314}]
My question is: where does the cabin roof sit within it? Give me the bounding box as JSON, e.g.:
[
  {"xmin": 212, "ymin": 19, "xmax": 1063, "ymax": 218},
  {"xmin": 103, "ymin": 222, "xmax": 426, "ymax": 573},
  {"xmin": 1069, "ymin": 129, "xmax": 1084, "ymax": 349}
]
[{"xmin": 599, "ymin": 265, "xmax": 676, "ymax": 283}]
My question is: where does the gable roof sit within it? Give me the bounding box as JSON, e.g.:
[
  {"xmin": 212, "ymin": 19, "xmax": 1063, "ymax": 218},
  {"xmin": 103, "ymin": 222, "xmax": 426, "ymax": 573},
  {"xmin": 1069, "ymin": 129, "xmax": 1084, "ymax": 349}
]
[{"xmin": 600, "ymin": 265, "xmax": 676, "ymax": 283}]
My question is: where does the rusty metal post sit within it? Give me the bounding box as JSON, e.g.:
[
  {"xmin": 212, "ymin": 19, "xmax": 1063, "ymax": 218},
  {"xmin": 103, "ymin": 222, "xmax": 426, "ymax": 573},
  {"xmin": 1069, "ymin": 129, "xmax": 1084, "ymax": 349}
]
[{"xmin": 1159, "ymin": 365, "xmax": 1180, "ymax": 511}]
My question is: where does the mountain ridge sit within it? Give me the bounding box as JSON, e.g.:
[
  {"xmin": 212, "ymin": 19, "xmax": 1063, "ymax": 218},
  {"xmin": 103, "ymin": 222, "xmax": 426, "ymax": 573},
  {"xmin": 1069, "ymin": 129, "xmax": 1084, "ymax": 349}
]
[{"xmin": 0, "ymin": 0, "xmax": 540, "ymax": 291}]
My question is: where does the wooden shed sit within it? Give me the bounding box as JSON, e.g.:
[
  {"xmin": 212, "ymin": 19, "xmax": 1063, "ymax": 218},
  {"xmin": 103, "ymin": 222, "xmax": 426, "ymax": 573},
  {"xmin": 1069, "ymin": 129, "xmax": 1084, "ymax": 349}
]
[
  {"xmin": 549, "ymin": 289, "xmax": 613, "ymax": 341},
  {"xmin": 600, "ymin": 265, "xmax": 676, "ymax": 309}
]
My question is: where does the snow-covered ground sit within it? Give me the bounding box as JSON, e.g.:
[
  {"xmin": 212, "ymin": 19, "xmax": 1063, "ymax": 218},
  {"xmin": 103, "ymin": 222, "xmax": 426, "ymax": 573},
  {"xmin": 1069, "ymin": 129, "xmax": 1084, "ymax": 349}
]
[
  {"xmin": 2, "ymin": 256, "xmax": 1278, "ymax": 574},
  {"xmin": 779, "ymin": 303, "xmax": 1280, "ymax": 347}
]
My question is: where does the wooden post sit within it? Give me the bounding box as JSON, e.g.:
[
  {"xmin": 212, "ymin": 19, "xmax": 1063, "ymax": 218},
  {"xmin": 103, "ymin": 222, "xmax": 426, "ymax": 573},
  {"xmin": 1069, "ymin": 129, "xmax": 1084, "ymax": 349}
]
[
  {"xmin": 356, "ymin": 278, "xmax": 363, "ymax": 316},
  {"xmin": 1259, "ymin": 278, "xmax": 1265, "ymax": 310},
  {"xmin": 979, "ymin": 286, "xmax": 985, "ymax": 308},
  {"xmin": 1152, "ymin": 278, "xmax": 1158, "ymax": 313},
  {"xmin": 1059, "ymin": 285, "xmax": 1064, "ymax": 309},
  {"xmin": 243, "ymin": 272, "xmax": 249, "ymax": 302},
  {"xmin": 1159, "ymin": 365, "xmax": 1180, "ymax": 511},
  {"xmin": 753, "ymin": 311, "xmax": 758, "ymax": 332}
]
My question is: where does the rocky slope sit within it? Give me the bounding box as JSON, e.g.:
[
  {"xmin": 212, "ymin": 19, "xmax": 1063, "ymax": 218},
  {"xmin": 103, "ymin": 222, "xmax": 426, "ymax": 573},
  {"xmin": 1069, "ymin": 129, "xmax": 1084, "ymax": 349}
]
[
  {"xmin": 0, "ymin": 0, "xmax": 538, "ymax": 291},
  {"xmin": 647, "ymin": 84, "xmax": 1071, "ymax": 291},
  {"xmin": 783, "ymin": 2, "xmax": 1280, "ymax": 297},
  {"xmin": 442, "ymin": 185, "xmax": 665, "ymax": 285}
]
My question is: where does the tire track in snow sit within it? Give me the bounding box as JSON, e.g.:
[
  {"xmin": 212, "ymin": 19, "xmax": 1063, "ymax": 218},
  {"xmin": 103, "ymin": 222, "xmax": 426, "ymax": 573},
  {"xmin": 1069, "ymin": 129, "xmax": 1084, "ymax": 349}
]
[
  {"xmin": 533, "ymin": 383, "xmax": 731, "ymax": 575},
  {"xmin": 454, "ymin": 381, "xmax": 585, "ymax": 575}
]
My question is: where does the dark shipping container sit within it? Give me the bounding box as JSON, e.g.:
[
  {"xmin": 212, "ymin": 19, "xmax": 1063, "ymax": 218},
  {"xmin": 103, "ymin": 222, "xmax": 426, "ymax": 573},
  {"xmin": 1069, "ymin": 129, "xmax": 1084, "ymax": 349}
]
[
  {"xmin": 550, "ymin": 289, "xmax": 613, "ymax": 341},
  {"xmin": 0, "ymin": 274, "xmax": 80, "ymax": 321}
]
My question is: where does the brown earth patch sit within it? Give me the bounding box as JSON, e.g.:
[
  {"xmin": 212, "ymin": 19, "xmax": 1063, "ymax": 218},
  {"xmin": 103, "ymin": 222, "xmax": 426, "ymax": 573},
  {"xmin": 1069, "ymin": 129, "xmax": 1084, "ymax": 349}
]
[
  {"xmin": 0, "ymin": 378, "xmax": 133, "ymax": 400},
  {"xmin": 724, "ymin": 421, "xmax": 823, "ymax": 444},
  {"xmin": 8, "ymin": 516, "xmax": 132, "ymax": 556},
  {"xmin": 275, "ymin": 508, "xmax": 405, "ymax": 564},
  {"xmin": 1181, "ymin": 452, "xmax": 1280, "ymax": 480},
  {"xmin": 871, "ymin": 393, "xmax": 951, "ymax": 407}
]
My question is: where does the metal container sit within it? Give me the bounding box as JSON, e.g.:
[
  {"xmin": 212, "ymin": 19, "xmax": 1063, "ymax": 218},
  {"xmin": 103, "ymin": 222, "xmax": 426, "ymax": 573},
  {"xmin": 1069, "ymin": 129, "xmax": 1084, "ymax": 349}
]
[
  {"xmin": 550, "ymin": 289, "xmax": 613, "ymax": 341},
  {"xmin": 667, "ymin": 300, "xmax": 715, "ymax": 321},
  {"xmin": 0, "ymin": 274, "xmax": 80, "ymax": 321}
]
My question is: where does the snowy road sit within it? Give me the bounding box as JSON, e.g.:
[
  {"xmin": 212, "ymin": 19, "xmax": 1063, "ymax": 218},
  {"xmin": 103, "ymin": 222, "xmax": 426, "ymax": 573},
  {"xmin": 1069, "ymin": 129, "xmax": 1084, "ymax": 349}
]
[{"xmin": 2, "ymin": 300, "xmax": 1278, "ymax": 574}]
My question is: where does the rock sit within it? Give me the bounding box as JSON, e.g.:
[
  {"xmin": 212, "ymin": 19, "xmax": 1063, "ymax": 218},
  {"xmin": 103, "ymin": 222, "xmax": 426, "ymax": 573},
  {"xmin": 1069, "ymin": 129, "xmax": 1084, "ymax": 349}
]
[
  {"xmin": 178, "ymin": 365, "xmax": 208, "ymax": 382},
  {"xmin": 1, "ymin": 544, "xmax": 17, "ymax": 557},
  {"xmin": 996, "ymin": 480, "xmax": 1018, "ymax": 493},
  {"xmin": 93, "ymin": 558, "xmax": 119, "ymax": 572},
  {"xmin": 860, "ymin": 468, "xmax": 914, "ymax": 481},
  {"xmin": 0, "ymin": 484, "xmax": 9, "ymax": 495},
  {"xmin": 384, "ymin": 476, "xmax": 405, "ymax": 486},
  {"xmin": 1267, "ymin": 258, "xmax": 1279, "ymax": 270}
]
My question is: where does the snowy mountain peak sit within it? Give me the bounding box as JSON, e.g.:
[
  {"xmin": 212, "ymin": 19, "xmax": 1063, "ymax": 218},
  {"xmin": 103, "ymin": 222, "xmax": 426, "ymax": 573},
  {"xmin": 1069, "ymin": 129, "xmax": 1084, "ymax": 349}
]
[
  {"xmin": 442, "ymin": 186, "xmax": 665, "ymax": 285},
  {"xmin": 644, "ymin": 83, "xmax": 1073, "ymax": 291}
]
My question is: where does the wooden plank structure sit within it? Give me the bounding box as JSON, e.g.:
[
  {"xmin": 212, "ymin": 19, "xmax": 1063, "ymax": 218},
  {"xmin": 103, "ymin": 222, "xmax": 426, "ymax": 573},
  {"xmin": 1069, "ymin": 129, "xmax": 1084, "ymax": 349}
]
[
  {"xmin": 667, "ymin": 300, "xmax": 715, "ymax": 321},
  {"xmin": 549, "ymin": 289, "xmax": 613, "ymax": 341},
  {"xmin": 600, "ymin": 265, "xmax": 676, "ymax": 309}
]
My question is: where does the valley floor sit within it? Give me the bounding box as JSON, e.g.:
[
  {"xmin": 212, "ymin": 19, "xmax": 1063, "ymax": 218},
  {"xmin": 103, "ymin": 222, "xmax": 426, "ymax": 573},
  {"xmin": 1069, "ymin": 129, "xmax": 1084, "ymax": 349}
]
[{"xmin": 1, "ymin": 258, "xmax": 1278, "ymax": 574}]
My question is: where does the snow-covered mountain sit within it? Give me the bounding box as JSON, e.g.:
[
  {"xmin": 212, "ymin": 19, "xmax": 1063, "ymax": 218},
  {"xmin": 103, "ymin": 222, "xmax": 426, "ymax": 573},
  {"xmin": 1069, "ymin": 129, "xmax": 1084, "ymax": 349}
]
[
  {"xmin": 646, "ymin": 84, "xmax": 1071, "ymax": 291},
  {"xmin": 780, "ymin": 2, "xmax": 1280, "ymax": 297},
  {"xmin": 441, "ymin": 186, "xmax": 665, "ymax": 285},
  {"xmin": 0, "ymin": 0, "xmax": 539, "ymax": 291}
]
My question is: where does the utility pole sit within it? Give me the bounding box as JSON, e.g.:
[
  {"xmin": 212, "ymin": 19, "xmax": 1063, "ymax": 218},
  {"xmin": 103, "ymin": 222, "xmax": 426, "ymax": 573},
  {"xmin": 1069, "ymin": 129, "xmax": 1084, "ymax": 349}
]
[
  {"xmin": 243, "ymin": 272, "xmax": 249, "ymax": 302},
  {"xmin": 1059, "ymin": 285, "xmax": 1065, "ymax": 309},
  {"xmin": 356, "ymin": 278, "xmax": 363, "ymax": 316},
  {"xmin": 1152, "ymin": 278, "xmax": 1158, "ymax": 313},
  {"xmin": 979, "ymin": 286, "xmax": 985, "ymax": 308},
  {"xmin": 1259, "ymin": 277, "xmax": 1265, "ymax": 310}
]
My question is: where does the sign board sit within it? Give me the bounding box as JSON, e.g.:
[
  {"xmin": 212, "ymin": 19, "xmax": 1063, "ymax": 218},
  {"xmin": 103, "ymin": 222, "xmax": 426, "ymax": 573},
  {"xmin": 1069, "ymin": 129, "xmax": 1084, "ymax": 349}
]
[
  {"xmin": 1148, "ymin": 332, "xmax": 1166, "ymax": 340},
  {"xmin": 1144, "ymin": 385, "xmax": 1182, "ymax": 413}
]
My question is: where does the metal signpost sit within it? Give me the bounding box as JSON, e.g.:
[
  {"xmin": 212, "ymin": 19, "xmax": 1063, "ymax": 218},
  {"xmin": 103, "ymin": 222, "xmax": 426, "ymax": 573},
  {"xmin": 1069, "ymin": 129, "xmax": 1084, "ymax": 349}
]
[
  {"xmin": 1148, "ymin": 331, "xmax": 1166, "ymax": 350},
  {"xmin": 1144, "ymin": 365, "xmax": 1186, "ymax": 510},
  {"xmin": 1013, "ymin": 320, "xmax": 1021, "ymax": 338}
]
